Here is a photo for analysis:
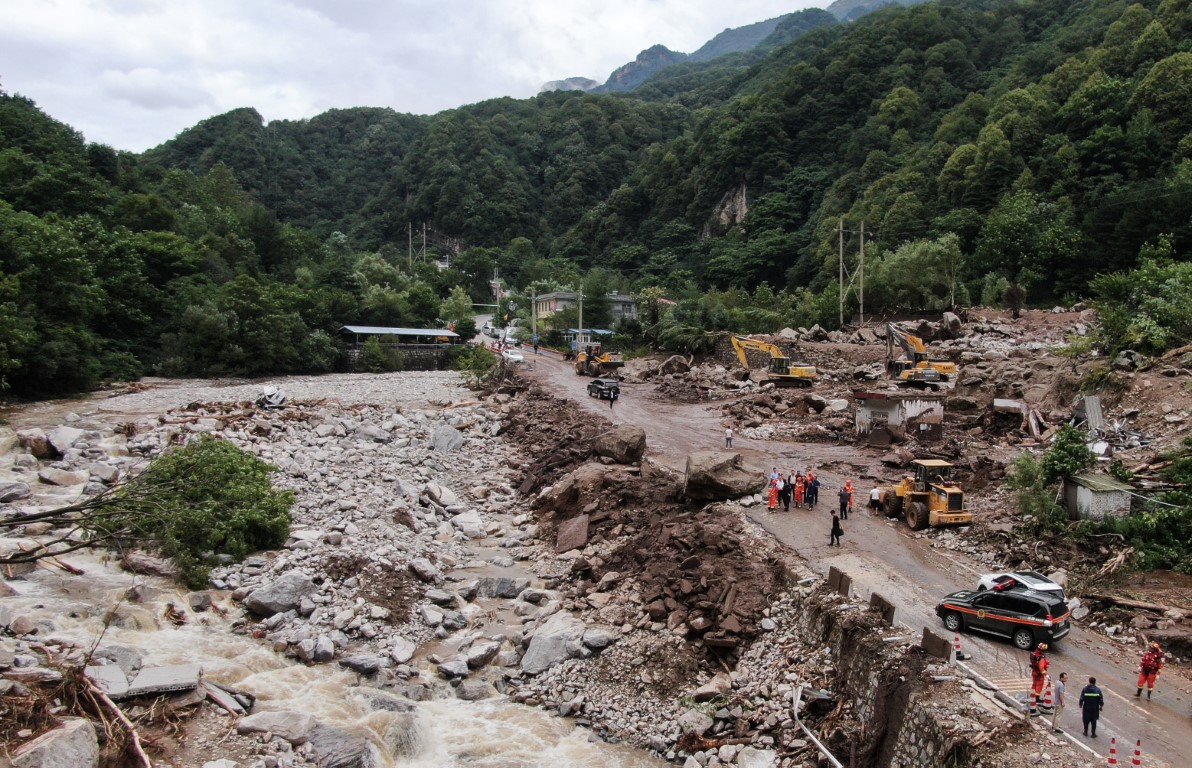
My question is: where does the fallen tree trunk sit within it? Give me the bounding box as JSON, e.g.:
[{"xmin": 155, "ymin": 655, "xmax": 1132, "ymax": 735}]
[{"xmin": 1083, "ymin": 594, "xmax": 1175, "ymax": 613}]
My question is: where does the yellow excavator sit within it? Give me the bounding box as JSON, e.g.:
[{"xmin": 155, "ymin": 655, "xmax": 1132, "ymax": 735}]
[
  {"xmin": 877, "ymin": 459, "xmax": 972, "ymax": 530},
  {"xmin": 886, "ymin": 323, "xmax": 959, "ymax": 389},
  {"xmin": 575, "ymin": 343, "xmax": 624, "ymax": 377},
  {"xmin": 730, "ymin": 336, "xmax": 817, "ymax": 388}
]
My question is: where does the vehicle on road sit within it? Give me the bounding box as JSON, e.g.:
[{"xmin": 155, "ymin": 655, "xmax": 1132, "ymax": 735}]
[
  {"xmin": 502, "ymin": 348, "xmax": 526, "ymax": 364},
  {"xmin": 877, "ymin": 459, "xmax": 972, "ymax": 530},
  {"xmin": 481, "ymin": 321, "xmax": 494, "ymax": 336},
  {"xmin": 575, "ymin": 343, "xmax": 625, "ymax": 377},
  {"xmin": 977, "ymin": 571, "xmax": 1065, "ymax": 598},
  {"xmin": 936, "ymin": 588, "xmax": 1071, "ymax": 650},
  {"xmin": 730, "ymin": 335, "xmax": 816, "ymax": 387},
  {"xmin": 586, "ymin": 377, "xmax": 620, "ymax": 400}
]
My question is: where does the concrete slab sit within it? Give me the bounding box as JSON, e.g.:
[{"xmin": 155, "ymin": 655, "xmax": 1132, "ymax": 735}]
[
  {"xmin": 123, "ymin": 663, "xmax": 203, "ymax": 697},
  {"xmin": 84, "ymin": 665, "xmax": 129, "ymax": 698}
]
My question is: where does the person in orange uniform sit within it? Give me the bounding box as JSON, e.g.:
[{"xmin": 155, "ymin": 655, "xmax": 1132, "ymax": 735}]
[
  {"xmin": 844, "ymin": 479, "xmax": 854, "ymax": 511},
  {"xmin": 767, "ymin": 478, "xmax": 779, "ymax": 511},
  {"xmin": 794, "ymin": 474, "xmax": 805, "ymax": 509},
  {"xmin": 1136, "ymin": 641, "xmax": 1164, "ymax": 699},
  {"xmin": 1029, "ymin": 643, "xmax": 1051, "ymax": 715}
]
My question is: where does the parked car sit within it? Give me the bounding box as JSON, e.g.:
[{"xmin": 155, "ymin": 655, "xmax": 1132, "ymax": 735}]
[
  {"xmin": 936, "ymin": 588, "xmax": 1071, "ymax": 650},
  {"xmin": 481, "ymin": 321, "xmax": 494, "ymax": 336},
  {"xmin": 977, "ymin": 570, "xmax": 1065, "ymax": 598},
  {"xmin": 502, "ymin": 348, "xmax": 526, "ymax": 364},
  {"xmin": 587, "ymin": 377, "xmax": 620, "ymax": 400}
]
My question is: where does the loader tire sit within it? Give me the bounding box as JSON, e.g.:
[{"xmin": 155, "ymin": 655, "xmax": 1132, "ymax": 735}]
[
  {"xmin": 882, "ymin": 494, "xmax": 903, "ymax": 519},
  {"xmin": 907, "ymin": 502, "xmax": 929, "ymax": 531}
]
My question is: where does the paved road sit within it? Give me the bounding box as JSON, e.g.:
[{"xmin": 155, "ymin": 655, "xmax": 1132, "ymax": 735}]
[{"xmin": 522, "ymin": 354, "xmax": 1189, "ymax": 767}]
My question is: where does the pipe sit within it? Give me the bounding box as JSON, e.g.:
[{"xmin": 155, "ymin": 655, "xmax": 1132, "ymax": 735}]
[{"xmin": 792, "ymin": 685, "xmax": 845, "ymax": 768}]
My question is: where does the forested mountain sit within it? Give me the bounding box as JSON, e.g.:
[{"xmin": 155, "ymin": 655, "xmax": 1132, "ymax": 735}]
[
  {"xmin": 826, "ymin": 0, "xmax": 927, "ymax": 22},
  {"xmin": 5, "ymin": 0, "xmax": 1192, "ymax": 397}
]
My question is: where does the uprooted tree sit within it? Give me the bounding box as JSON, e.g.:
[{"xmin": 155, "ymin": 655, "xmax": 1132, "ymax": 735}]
[{"xmin": 0, "ymin": 434, "xmax": 293, "ymax": 588}]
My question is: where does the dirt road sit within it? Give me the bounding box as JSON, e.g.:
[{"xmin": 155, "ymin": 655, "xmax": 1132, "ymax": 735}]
[{"xmin": 522, "ymin": 351, "xmax": 1190, "ymax": 767}]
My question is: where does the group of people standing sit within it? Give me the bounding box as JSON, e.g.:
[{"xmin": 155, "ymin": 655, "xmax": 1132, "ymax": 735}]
[
  {"xmin": 1029, "ymin": 641, "xmax": 1165, "ymax": 738},
  {"xmin": 766, "ymin": 467, "xmax": 821, "ymax": 512},
  {"xmin": 764, "ymin": 469, "xmax": 857, "ymax": 547}
]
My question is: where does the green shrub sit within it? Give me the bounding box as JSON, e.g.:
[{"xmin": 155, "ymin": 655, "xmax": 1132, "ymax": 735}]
[
  {"xmin": 102, "ymin": 435, "xmax": 294, "ymax": 588},
  {"xmin": 1007, "ymin": 452, "xmax": 1069, "ymax": 535}
]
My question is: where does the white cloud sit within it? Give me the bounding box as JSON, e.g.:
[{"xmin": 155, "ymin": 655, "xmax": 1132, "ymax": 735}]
[{"xmin": 1, "ymin": 0, "xmax": 822, "ymax": 151}]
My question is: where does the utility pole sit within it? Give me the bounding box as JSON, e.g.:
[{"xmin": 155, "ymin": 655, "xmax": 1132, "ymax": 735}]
[
  {"xmin": 838, "ymin": 218, "xmax": 845, "ymax": 328},
  {"xmin": 421, "ymin": 222, "xmax": 427, "ymax": 262},
  {"xmin": 407, "ymin": 222, "xmax": 412, "ymax": 270},
  {"xmin": 530, "ymin": 290, "xmax": 537, "ymax": 349},
  {"xmin": 577, "ymin": 288, "xmax": 584, "ymax": 356},
  {"xmin": 859, "ymin": 221, "xmax": 866, "ymax": 326}
]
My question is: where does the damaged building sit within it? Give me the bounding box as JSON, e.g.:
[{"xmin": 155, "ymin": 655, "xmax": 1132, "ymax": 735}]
[{"xmin": 854, "ymin": 390, "xmax": 945, "ymax": 446}]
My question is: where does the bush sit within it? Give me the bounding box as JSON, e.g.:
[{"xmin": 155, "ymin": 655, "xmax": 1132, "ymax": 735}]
[
  {"xmin": 1041, "ymin": 425, "xmax": 1095, "ymax": 484},
  {"xmin": 1007, "ymin": 452, "xmax": 1069, "ymax": 536},
  {"xmin": 102, "ymin": 435, "xmax": 294, "ymax": 587},
  {"xmin": 453, "ymin": 344, "xmax": 498, "ymax": 387}
]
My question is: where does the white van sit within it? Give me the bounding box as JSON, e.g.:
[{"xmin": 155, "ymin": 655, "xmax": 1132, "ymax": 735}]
[{"xmin": 481, "ymin": 321, "xmax": 494, "ymax": 336}]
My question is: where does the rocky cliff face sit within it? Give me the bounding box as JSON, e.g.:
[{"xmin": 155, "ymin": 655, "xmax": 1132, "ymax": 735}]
[
  {"xmin": 539, "ymin": 77, "xmax": 599, "ymax": 94},
  {"xmin": 596, "ymin": 44, "xmax": 688, "ymax": 93}
]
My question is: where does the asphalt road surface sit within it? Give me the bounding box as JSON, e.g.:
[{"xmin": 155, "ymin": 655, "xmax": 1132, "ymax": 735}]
[{"xmin": 522, "ymin": 353, "xmax": 1190, "ymax": 767}]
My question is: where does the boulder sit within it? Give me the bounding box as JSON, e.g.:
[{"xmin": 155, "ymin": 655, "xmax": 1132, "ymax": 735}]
[
  {"xmin": 803, "ymin": 393, "xmax": 828, "ymax": 414},
  {"xmin": 354, "ymin": 425, "xmax": 392, "ymax": 443},
  {"xmin": 476, "ymin": 577, "xmax": 529, "ymax": 599},
  {"xmin": 437, "ymin": 656, "xmax": 470, "ymax": 679},
  {"xmin": 37, "ymin": 468, "xmax": 88, "ymax": 487},
  {"xmin": 243, "ymin": 571, "xmax": 316, "ymax": 617},
  {"xmin": 455, "ymin": 679, "xmax": 492, "ymax": 701},
  {"xmin": 555, "ymin": 514, "xmax": 589, "ymax": 553},
  {"xmin": 736, "ymin": 747, "xmax": 779, "ymax": 768},
  {"xmin": 592, "ymin": 425, "xmax": 646, "ymax": 464},
  {"xmin": 677, "ymin": 708, "xmax": 714, "ymax": 736},
  {"xmin": 430, "ymin": 425, "xmax": 465, "ymax": 453},
  {"xmin": 0, "ymin": 482, "xmax": 31, "ymax": 503},
  {"xmin": 389, "ymin": 637, "xmax": 416, "ymax": 665},
  {"xmin": 693, "ymin": 671, "xmax": 732, "ymax": 702},
  {"xmin": 682, "ymin": 452, "xmax": 767, "ymax": 501},
  {"xmin": 88, "ymin": 463, "xmax": 119, "ymax": 484},
  {"xmin": 307, "ymin": 724, "xmax": 380, "ymax": 768},
  {"xmin": 340, "ymin": 656, "xmax": 384, "ymax": 675},
  {"xmin": 449, "ymin": 510, "xmax": 485, "ymax": 539},
  {"xmin": 520, "ymin": 611, "xmax": 586, "ymax": 675},
  {"xmin": 16, "ymin": 429, "xmax": 53, "ymax": 459},
  {"xmin": 237, "ymin": 710, "xmax": 317, "ymax": 744},
  {"xmin": 941, "ymin": 311, "xmax": 963, "ymax": 338},
  {"xmin": 658, "ymin": 355, "xmax": 691, "ymax": 375},
  {"xmin": 466, "ymin": 641, "xmax": 501, "ymax": 669},
  {"xmin": 46, "ymin": 427, "xmax": 85, "ymax": 455},
  {"xmin": 581, "ymin": 628, "xmax": 616, "ymax": 650},
  {"xmin": 407, "ymin": 558, "xmax": 441, "ymax": 583},
  {"xmin": 12, "ymin": 717, "xmax": 99, "ymax": 768},
  {"xmin": 538, "ymin": 463, "xmax": 615, "ymax": 512}
]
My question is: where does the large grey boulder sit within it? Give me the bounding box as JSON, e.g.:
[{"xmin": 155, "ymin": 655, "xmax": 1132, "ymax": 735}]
[
  {"xmin": 592, "ymin": 425, "xmax": 647, "ymax": 464},
  {"xmin": 0, "ymin": 482, "xmax": 31, "ymax": 503},
  {"xmin": 430, "ymin": 425, "xmax": 464, "ymax": 453},
  {"xmin": 46, "ymin": 427, "xmax": 85, "ymax": 455},
  {"xmin": 354, "ymin": 425, "xmax": 391, "ymax": 443},
  {"xmin": 682, "ymin": 452, "xmax": 767, "ymax": 501},
  {"xmin": 449, "ymin": 510, "xmax": 484, "ymax": 539},
  {"xmin": 37, "ymin": 468, "xmax": 88, "ymax": 487},
  {"xmin": 237, "ymin": 710, "xmax": 317, "ymax": 744},
  {"xmin": 306, "ymin": 724, "xmax": 382, "ymax": 768},
  {"xmin": 521, "ymin": 611, "xmax": 586, "ymax": 675},
  {"xmin": 12, "ymin": 717, "xmax": 99, "ymax": 768},
  {"xmin": 243, "ymin": 571, "xmax": 316, "ymax": 617}
]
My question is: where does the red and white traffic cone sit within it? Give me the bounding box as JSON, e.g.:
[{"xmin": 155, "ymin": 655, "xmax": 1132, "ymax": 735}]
[
  {"xmin": 1041, "ymin": 675, "xmax": 1053, "ymax": 713},
  {"xmin": 953, "ymin": 633, "xmax": 965, "ymax": 661},
  {"xmin": 1107, "ymin": 736, "xmax": 1118, "ymax": 765},
  {"xmin": 1131, "ymin": 739, "xmax": 1142, "ymax": 766}
]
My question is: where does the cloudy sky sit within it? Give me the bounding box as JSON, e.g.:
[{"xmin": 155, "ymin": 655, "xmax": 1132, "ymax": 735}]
[{"xmin": 3, "ymin": 0, "xmax": 825, "ymax": 152}]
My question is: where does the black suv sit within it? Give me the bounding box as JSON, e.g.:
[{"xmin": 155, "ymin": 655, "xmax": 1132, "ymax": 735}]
[
  {"xmin": 587, "ymin": 377, "xmax": 620, "ymax": 400},
  {"xmin": 936, "ymin": 588, "xmax": 1071, "ymax": 650}
]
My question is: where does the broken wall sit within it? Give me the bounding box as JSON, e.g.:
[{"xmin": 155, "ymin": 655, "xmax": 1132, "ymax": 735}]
[{"xmin": 856, "ymin": 397, "xmax": 944, "ymax": 446}]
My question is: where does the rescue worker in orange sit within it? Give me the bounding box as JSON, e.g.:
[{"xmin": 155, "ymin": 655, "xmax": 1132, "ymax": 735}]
[
  {"xmin": 844, "ymin": 479, "xmax": 854, "ymax": 514},
  {"xmin": 1136, "ymin": 641, "xmax": 1164, "ymax": 699},
  {"xmin": 767, "ymin": 478, "xmax": 779, "ymax": 511},
  {"xmin": 794, "ymin": 474, "xmax": 805, "ymax": 509},
  {"xmin": 1029, "ymin": 643, "xmax": 1051, "ymax": 715}
]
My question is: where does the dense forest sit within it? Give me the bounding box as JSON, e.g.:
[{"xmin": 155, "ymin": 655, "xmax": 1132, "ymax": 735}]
[{"xmin": 4, "ymin": 0, "xmax": 1192, "ymax": 397}]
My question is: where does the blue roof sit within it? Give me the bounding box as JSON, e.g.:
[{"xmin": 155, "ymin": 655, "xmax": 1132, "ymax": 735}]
[
  {"xmin": 565, "ymin": 328, "xmax": 614, "ymax": 335},
  {"xmin": 341, "ymin": 325, "xmax": 460, "ymax": 338}
]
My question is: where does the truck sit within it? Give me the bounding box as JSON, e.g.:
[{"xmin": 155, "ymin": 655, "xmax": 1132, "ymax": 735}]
[
  {"xmin": 886, "ymin": 323, "xmax": 959, "ymax": 390},
  {"xmin": 730, "ymin": 336, "xmax": 817, "ymax": 388},
  {"xmin": 877, "ymin": 459, "xmax": 972, "ymax": 530}
]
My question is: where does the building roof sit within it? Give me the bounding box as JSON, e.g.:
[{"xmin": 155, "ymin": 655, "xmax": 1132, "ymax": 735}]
[
  {"xmin": 536, "ymin": 291, "xmax": 636, "ymax": 304},
  {"xmin": 565, "ymin": 328, "xmax": 613, "ymax": 335},
  {"xmin": 1068, "ymin": 472, "xmax": 1132, "ymax": 492},
  {"xmin": 341, "ymin": 325, "xmax": 460, "ymax": 338}
]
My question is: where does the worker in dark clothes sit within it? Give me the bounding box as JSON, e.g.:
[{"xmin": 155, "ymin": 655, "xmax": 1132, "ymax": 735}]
[
  {"xmin": 1079, "ymin": 676, "xmax": 1103, "ymax": 737},
  {"xmin": 830, "ymin": 512, "xmax": 843, "ymax": 546}
]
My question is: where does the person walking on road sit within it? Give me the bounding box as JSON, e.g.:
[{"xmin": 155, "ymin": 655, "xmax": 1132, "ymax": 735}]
[
  {"xmin": 1051, "ymin": 672, "xmax": 1068, "ymax": 733},
  {"xmin": 807, "ymin": 473, "xmax": 819, "ymax": 507},
  {"xmin": 838, "ymin": 486, "xmax": 851, "ymax": 520},
  {"xmin": 869, "ymin": 486, "xmax": 882, "ymax": 512},
  {"xmin": 1029, "ymin": 643, "xmax": 1051, "ymax": 716},
  {"xmin": 1079, "ymin": 677, "xmax": 1103, "ymax": 737},
  {"xmin": 725, "ymin": 427, "xmax": 733, "ymax": 449},
  {"xmin": 829, "ymin": 512, "xmax": 843, "ymax": 546},
  {"xmin": 1136, "ymin": 641, "xmax": 1164, "ymax": 699}
]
